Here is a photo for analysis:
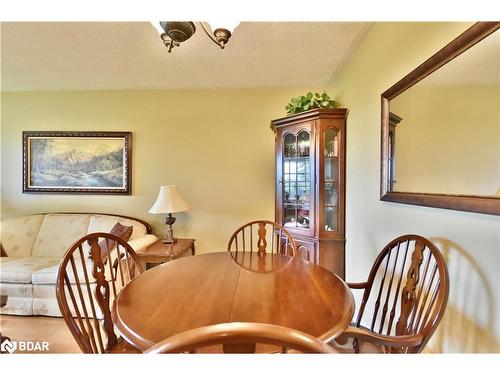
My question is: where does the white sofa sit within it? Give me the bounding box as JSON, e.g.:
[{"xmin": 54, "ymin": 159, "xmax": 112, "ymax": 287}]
[{"xmin": 0, "ymin": 213, "xmax": 157, "ymax": 316}]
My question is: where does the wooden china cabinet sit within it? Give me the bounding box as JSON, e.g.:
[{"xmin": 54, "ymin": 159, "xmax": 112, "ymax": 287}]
[{"xmin": 271, "ymin": 108, "xmax": 347, "ymax": 278}]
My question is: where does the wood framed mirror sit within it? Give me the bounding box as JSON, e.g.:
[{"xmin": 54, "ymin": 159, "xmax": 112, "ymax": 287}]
[{"xmin": 380, "ymin": 22, "xmax": 500, "ymax": 215}]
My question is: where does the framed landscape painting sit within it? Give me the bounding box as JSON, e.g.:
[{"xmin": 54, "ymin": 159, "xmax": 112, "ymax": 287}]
[{"xmin": 23, "ymin": 131, "xmax": 132, "ymax": 194}]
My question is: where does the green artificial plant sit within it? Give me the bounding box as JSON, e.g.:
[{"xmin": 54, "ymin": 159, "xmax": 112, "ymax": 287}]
[{"xmin": 285, "ymin": 92, "xmax": 337, "ymax": 116}]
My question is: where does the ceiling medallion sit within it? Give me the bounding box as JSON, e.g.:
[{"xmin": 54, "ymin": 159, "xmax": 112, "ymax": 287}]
[{"xmin": 153, "ymin": 21, "xmax": 238, "ymax": 53}]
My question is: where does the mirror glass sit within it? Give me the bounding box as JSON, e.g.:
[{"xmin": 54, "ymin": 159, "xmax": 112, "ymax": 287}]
[{"xmin": 388, "ymin": 29, "xmax": 499, "ymax": 197}]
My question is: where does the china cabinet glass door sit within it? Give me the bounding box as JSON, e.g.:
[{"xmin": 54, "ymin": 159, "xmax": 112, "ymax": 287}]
[
  {"xmin": 282, "ymin": 130, "xmax": 311, "ymax": 231},
  {"xmin": 323, "ymin": 128, "xmax": 339, "ymax": 232}
]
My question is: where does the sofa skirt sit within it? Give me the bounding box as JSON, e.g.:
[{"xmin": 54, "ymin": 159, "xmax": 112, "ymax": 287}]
[
  {"xmin": 0, "ymin": 283, "xmax": 34, "ymax": 315},
  {"xmin": 1, "ymin": 283, "xmax": 105, "ymax": 319}
]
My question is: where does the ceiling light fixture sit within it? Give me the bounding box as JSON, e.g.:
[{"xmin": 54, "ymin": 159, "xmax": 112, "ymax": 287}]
[{"xmin": 152, "ymin": 21, "xmax": 239, "ymax": 53}]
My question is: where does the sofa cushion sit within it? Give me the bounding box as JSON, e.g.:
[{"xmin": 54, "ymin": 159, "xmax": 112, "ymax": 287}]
[
  {"xmin": 98, "ymin": 223, "xmax": 133, "ymax": 261},
  {"xmin": 0, "ymin": 256, "xmax": 22, "ymax": 265},
  {"xmin": 33, "ymin": 253, "xmax": 123, "ymax": 285},
  {"xmin": 31, "ymin": 263, "xmax": 63, "ymax": 285},
  {"xmin": 0, "ymin": 257, "xmax": 60, "ymax": 283},
  {"xmin": 0, "ymin": 214, "xmax": 44, "ymax": 257},
  {"xmin": 32, "ymin": 257, "xmax": 96, "ymax": 285},
  {"xmin": 109, "ymin": 222, "xmax": 134, "ymax": 242},
  {"xmin": 32, "ymin": 214, "xmax": 91, "ymax": 257},
  {"xmin": 87, "ymin": 215, "xmax": 147, "ymax": 241}
]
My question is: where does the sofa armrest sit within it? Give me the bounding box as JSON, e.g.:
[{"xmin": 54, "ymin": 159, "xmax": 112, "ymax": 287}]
[{"xmin": 127, "ymin": 234, "xmax": 158, "ymax": 252}]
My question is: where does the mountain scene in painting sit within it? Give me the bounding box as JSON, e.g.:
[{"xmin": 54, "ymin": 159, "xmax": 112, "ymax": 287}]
[{"xmin": 29, "ymin": 138, "xmax": 125, "ymax": 188}]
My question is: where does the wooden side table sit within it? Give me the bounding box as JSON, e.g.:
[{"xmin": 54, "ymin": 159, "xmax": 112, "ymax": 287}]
[{"xmin": 135, "ymin": 238, "xmax": 195, "ymax": 269}]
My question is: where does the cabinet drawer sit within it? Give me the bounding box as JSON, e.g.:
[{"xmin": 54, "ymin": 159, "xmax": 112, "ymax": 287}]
[{"xmin": 295, "ymin": 240, "xmax": 318, "ymax": 264}]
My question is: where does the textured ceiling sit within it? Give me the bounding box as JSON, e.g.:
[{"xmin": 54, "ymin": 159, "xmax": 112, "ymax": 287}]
[{"xmin": 0, "ymin": 22, "xmax": 371, "ymax": 91}]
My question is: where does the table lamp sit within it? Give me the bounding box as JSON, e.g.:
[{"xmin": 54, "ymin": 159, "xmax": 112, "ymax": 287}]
[{"xmin": 149, "ymin": 185, "xmax": 190, "ymax": 243}]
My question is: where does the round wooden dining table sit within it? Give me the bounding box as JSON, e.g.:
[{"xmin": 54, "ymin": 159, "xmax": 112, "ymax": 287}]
[{"xmin": 112, "ymin": 251, "xmax": 355, "ymax": 351}]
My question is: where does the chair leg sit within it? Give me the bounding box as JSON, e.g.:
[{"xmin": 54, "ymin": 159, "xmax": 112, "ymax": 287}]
[{"xmin": 353, "ymin": 338, "xmax": 360, "ymax": 353}]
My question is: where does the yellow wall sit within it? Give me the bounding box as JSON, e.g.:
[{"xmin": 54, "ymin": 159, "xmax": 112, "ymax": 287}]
[
  {"xmin": 391, "ymin": 85, "xmax": 499, "ymax": 195},
  {"xmin": 327, "ymin": 22, "xmax": 500, "ymax": 352},
  {"xmin": 1, "ymin": 89, "xmax": 317, "ymax": 253},
  {"xmin": 2, "ymin": 23, "xmax": 500, "ymax": 353}
]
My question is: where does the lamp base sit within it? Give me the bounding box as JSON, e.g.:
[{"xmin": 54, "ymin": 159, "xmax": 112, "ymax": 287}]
[
  {"xmin": 163, "ymin": 213, "xmax": 177, "ymax": 244},
  {"xmin": 162, "ymin": 238, "xmax": 177, "ymax": 244}
]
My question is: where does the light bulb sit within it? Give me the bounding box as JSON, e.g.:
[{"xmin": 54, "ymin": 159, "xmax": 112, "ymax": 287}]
[
  {"xmin": 207, "ymin": 21, "xmax": 240, "ymax": 34},
  {"xmin": 150, "ymin": 21, "xmax": 165, "ymax": 35}
]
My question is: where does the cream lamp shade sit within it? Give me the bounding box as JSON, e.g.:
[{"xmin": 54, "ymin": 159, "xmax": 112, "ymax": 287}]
[{"xmin": 149, "ymin": 185, "xmax": 190, "ymax": 214}]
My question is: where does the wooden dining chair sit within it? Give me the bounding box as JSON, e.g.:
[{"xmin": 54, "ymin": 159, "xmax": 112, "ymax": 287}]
[
  {"xmin": 145, "ymin": 322, "xmax": 335, "ymax": 353},
  {"xmin": 56, "ymin": 232, "xmax": 144, "ymax": 353},
  {"xmin": 227, "ymin": 220, "xmax": 297, "ymax": 257},
  {"xmin": 332, "ymin": 234, "xmax": 449, "ymax": 353}
]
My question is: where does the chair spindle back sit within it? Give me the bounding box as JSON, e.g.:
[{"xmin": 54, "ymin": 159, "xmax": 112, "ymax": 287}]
[
  {"xmin": 227, "ymin": 220, "xmax": 297, "ymax": 257},
  {"xmin": 56, "ymin": 232, "xmax": 143, "ymax": 353},
  {"xmin": 355, "ymin": 235, "xmax": 449, "ymax": 353}
]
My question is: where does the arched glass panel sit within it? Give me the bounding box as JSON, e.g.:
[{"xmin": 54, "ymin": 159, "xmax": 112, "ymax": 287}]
[
  {"xmin": 282, "ymin": 131, "xmax": 311, "ymax": 230},
  {"xmin": 324, "ymin": 128, "xmax": 338, "ymax": 232}
]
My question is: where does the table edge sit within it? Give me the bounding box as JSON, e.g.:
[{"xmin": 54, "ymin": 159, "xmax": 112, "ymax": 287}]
[
  {"xmin": 112, "ymin": 252, "xmax": 355, "ymax": 350},
  {"xmin": 112, "ymin": 290, "xmax": 155, "ymax": 351}
]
